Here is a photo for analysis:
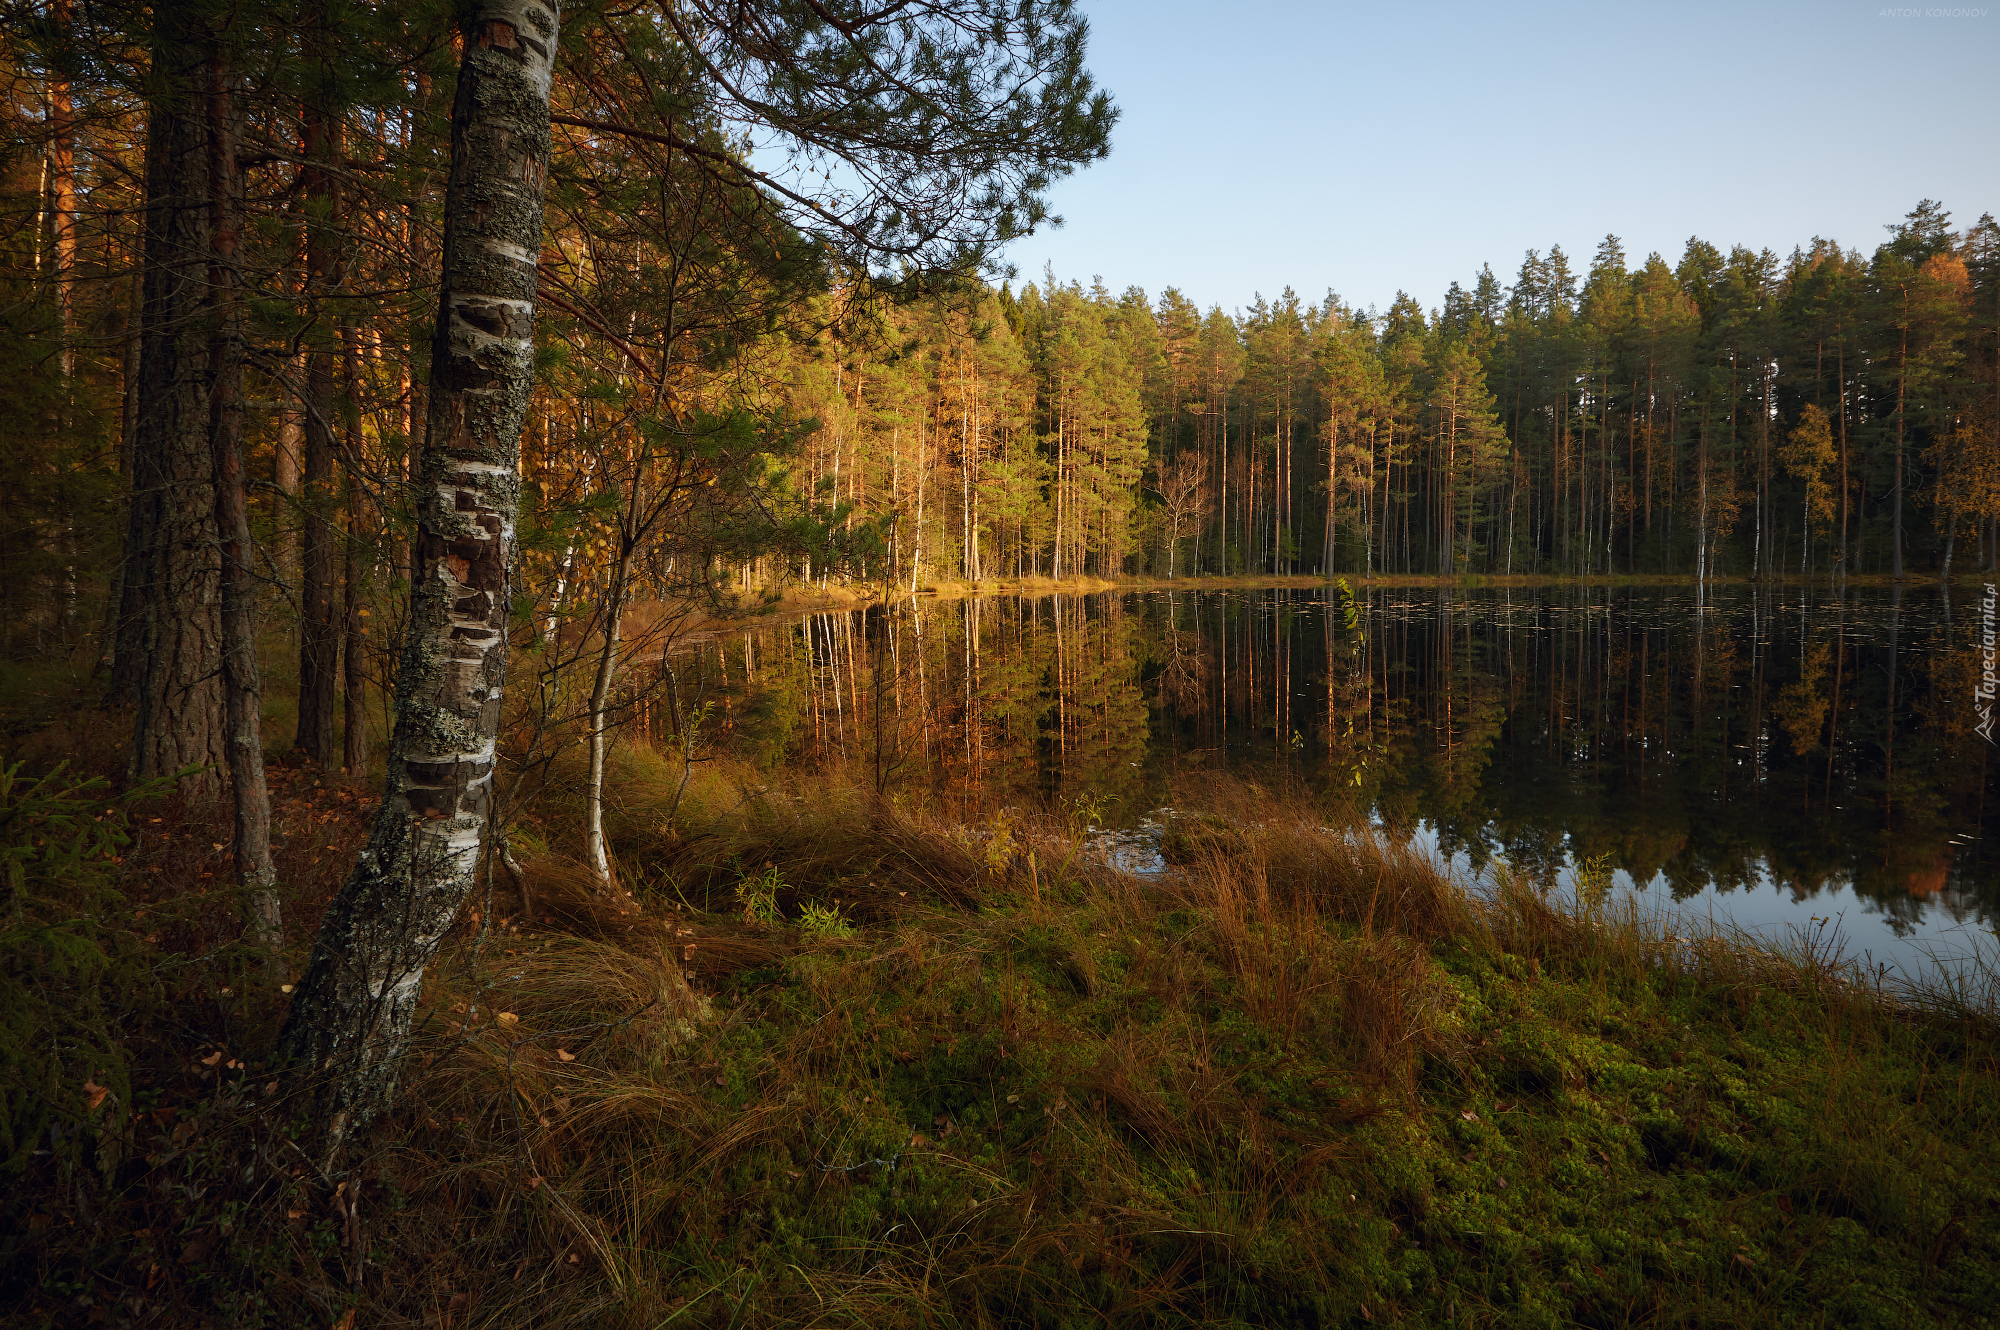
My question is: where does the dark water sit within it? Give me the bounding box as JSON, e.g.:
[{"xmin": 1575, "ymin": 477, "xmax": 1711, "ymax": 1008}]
[{"xmin": 665, "ymin": 583, "xmax": 1999, "ymax": 985}]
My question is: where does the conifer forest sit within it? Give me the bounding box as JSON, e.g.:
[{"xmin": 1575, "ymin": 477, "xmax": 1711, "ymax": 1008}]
[{"xmin": 3, "ymin": 7, "xmax": 1998, "ymax": 700}]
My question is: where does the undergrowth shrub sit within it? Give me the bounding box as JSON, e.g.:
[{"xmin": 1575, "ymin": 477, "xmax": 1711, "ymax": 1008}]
[{"xmin": 0, "ymin": 763, "xmax": 160, "ymax": 1176}]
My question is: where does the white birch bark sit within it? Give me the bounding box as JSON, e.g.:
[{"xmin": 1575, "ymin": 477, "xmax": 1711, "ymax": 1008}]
[{"xmin": 277, "ymin": 0, "xmax": 561, "ymax": 1163}]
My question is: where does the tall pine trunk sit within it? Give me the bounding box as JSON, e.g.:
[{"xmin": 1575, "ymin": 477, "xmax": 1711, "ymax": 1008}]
[
  {"xmin": 277, "ymin": 0, "xmax": 562, "ymax": 1163},
  {"xmin": 295, "ymin": 91, "xmax": 345, "ymax": 765},
  {"xmin": 113, "ymin": 1, "xmax": 226, "ymax": 796},
  {"xmin": 206, "ymin": 39, "xmax": 280, "ymax": 955},
  {"xmin": 341, "ymin": 318, "xmax": 369, "ymax": 776}
]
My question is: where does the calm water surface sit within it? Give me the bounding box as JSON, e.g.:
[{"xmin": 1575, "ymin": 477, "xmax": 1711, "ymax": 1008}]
[{"xmin": 668, "ymin": 584, "xmax": 1999, "ymax": 987}]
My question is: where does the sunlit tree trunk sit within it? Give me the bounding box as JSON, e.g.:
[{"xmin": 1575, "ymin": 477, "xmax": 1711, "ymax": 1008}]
[
  {"xmin": 583, "ymin": 536, "xmax": 631, "ymax": 888},
  {"xmin": 278, "ymin": 0, "xmax": 561, "ymax": 1163},
  {"xmin": 341, "ymin": 314, "xmax": 369, "ymax": 776},
  {"xmin": 48, "ymin": 0, "xmax": 75, "ymax": 381}
]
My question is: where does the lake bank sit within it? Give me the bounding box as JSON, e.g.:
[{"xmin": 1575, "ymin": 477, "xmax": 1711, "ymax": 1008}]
[
  {"xmin": 685, "ymin": 569, "xmax": 2000, "ymax": 625},
  {"xmin": 653, "ymin": 582, "xmax": 1998, "ymax": 991},
  {"xmin": 9, "ymin": 758, "xmax": 1996, "ymax": 1327}
]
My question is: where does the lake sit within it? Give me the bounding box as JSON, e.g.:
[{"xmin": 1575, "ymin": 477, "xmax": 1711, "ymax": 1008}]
[{"xmin": 657, "ymin": 582, "xmax": 1999, "ymax": 989}]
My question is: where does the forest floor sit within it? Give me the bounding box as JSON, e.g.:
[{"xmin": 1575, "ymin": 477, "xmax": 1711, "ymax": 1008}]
[{"xmin": 2, "ymin": 733, "xmax": 1998, "ymax": 1328}]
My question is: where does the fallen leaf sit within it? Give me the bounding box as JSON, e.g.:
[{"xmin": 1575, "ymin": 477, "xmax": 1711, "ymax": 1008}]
[
  {"xmin": 556, "ymin": 1048, "xmax": 575, "ymax": 1062},
  {"xmin": 287, "ymin": 1209, "xmax": 305, "ymax": 1220},
  {"xmin": 333, "ymin": 1311, "xmax": 356, "ymax": 1330},
  {"xmin": 526, "ymin": 1176, "xmax": 542, "ymax": 1189},
  {"xmin": 1359, "ymin": 1305, "xmax": 1373, "ymax": 1323},
  {"xmin": 200, "ymin": 1051, "xmax": 224, "ymax": 1067},
  {"xmin": 1460, "ymin": 1109, "xmax": 1478, "ymax": 1122},
  {"xmin": 714, "ymin": 1074, "xmax": 726, "ymax": 1086},
  {"xmin": 83, "ymin": 1080, "xmax": 108, "ymax": 1112},
  {"xmin": 496, "ymin": 1011, "xmax": 520, "ymax": 1028}
]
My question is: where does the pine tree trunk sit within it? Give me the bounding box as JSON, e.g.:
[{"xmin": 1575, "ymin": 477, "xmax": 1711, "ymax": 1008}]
[
  {"xmin": 277, "ymin": 0, "xmax": 562, "ymax": 1164},
  {"xmin": 296, "ymin": 98, "xmax": 345, "ymax": 765},
  {"xmin": 115, "ymin": 2, "xmax": 226, "ymax": 796},
  {"xmin": 341, "ymin": 318, "xmax": 368, "ymax": 776},
  {"xmin": 207, "ymin": 37, "xmax": 279, "ymax": 954},
  {"xmin": 48, "ymin": 0, "xmax": 75, "ymax": 380},
  {"xmin": 342, "ymin": 484, "xmax": 368, "ymax": 776},
  {"xmin": 1892, "ymin": 314, "xmax": 1907, "ymax": 581}
]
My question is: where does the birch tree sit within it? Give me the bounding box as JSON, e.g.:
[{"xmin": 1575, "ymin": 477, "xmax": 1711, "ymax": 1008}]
[
  {"xmin": 278, "ymin": 0, "xmax": 1113, "ymax": 1158},
  {"xmin": 276, "ymin": 0, "xmax": 564, "ymax": 1160}
]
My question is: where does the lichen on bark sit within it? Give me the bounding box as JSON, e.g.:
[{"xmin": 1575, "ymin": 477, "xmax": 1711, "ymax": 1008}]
[{"xmin": 276, "ymin": 0, "xmax": 563, "ymax": 1167}]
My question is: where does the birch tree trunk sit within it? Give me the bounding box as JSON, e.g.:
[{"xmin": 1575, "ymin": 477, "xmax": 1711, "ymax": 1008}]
[
  {"xmin": 277, "ymin": 0, "xmax": 561, "ymax": 1162},
  {"xmin": 583, "ymin": 542, "xmax": 629, "ymax": 887}
]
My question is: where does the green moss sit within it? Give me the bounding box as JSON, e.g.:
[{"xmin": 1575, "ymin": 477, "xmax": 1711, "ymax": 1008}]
[{"xmin": 622, "ymin": 828, "xmax": 2000, "ymax": 1328}]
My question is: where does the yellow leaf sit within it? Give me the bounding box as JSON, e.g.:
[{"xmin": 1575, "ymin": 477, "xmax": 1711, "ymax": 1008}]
[
  {"xmin": 496, "ymin": 1012, "xmax": 520, "ymax": 1028},
  {"xmin": 556, "ymin": 1048, "xmax": 576, "ymax": 1062}
]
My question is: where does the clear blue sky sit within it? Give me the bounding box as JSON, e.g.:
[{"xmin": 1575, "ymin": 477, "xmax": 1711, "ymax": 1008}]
[{"xmin": 995, "ymin": 0, "xmax": 2000, "ymax": 318}]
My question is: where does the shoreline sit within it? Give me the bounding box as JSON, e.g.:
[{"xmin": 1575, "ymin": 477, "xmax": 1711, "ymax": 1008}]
[{"xmin": 653, "ymin": 568, "xmax": 1993, "ymax": 640}]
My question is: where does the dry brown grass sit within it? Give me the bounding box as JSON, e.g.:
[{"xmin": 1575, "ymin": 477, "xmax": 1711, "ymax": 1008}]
[{"xmin": 9, "ymin": 752, "xmax": 1997, "ymax": 1330}]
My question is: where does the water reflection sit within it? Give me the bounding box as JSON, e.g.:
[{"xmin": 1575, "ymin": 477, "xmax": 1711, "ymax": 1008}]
[{"xmin": 657, "ymin": 584, "xmax": 1997, "ymax": 962}]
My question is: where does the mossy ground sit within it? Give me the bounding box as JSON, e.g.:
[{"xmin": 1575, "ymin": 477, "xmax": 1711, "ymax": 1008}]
[{"xmin": 3, "ymin": 749, "xmax": 1996, "ymax": 1328}]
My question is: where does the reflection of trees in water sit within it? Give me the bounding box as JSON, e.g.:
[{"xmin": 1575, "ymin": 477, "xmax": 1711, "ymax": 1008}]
[
  {"xmin": 1378, "ymin": 585, "xmax": 1995, "ymax": 927},
  {"xmin": 673, "ymin": 593, "xmax": 1150, "ymax": 812},
  {"xmin": 686, "ymin": 584, "xmax": 1996, "ymax": 923}
]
